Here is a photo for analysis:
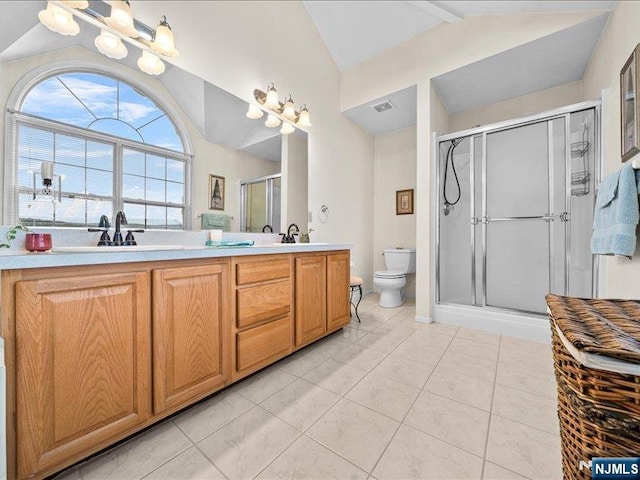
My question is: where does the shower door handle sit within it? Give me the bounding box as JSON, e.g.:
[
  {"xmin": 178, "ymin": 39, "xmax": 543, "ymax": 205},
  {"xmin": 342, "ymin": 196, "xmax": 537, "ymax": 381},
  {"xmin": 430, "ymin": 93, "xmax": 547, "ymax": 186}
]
[{"xmin": 471, "ymin": 217, "xmax": 480, "ymax": 225}]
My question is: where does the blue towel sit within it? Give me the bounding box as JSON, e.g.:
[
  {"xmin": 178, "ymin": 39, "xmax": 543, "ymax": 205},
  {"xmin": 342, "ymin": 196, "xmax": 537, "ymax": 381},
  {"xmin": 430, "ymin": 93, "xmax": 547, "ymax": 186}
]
[
  {"xmin": 205, "ymin": 240, "xmax": 254, "ymax": 248},
  {"xmin": 591, "ymin": 162, "xmax": 640, "ymax": 258},
  {"xmin": 201, "ymin": 213, "xmax": 231, "ymax": 232}
]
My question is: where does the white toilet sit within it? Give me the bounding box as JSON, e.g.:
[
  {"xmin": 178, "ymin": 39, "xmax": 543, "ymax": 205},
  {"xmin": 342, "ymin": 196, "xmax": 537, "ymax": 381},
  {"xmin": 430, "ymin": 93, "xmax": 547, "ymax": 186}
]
[{"xmin": 373, "ymin": 248, "xmax": 416, "ymax": 308}]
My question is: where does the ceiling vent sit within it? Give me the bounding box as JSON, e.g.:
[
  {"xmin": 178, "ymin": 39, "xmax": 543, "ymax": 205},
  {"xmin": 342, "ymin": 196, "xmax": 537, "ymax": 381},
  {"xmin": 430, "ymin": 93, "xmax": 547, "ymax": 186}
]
[{"xmin": 370, "ymin": 100, "xmax": 396, "ymax": 113}]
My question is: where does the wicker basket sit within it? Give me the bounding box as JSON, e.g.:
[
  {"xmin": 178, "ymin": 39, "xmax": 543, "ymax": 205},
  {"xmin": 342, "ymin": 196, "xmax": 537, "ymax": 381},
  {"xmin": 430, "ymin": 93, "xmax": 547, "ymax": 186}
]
[{"xmin": 546, "ymin": 294, "xmax": 640, "ymax": 480}]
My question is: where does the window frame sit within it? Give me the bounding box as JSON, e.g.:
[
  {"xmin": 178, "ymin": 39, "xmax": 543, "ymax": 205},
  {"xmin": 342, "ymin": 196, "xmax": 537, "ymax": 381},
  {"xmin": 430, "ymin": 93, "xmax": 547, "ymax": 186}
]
[{"xmin": 4, "ymin": 65, "xmax": 193, "ymax": 228}]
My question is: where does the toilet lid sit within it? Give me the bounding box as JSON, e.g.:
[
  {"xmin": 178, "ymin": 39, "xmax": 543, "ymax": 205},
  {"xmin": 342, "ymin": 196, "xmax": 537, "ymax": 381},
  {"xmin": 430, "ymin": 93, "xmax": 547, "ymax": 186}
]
[{"xmin": 375, "ymin": 270, "xmax": 405, "ymax": 279}]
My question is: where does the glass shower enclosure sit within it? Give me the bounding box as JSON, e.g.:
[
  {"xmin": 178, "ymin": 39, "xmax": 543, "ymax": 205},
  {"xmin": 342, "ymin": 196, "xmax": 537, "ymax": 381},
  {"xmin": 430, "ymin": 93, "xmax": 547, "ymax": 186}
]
[{"xmin": 437, "ymin": 104, "xmax": 599, "ymax": 315}]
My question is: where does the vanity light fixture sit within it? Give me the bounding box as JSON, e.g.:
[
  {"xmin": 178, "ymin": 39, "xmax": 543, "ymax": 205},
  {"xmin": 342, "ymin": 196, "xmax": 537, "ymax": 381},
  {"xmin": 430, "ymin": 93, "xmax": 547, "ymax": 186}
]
[
  {"xmin": 104, "ymin": 0, "xmax": 138, "ymax": 38},
  {"xmin": 94, "ymin": 30, "xmax": 128, "ymax": 59},
  {"xmin": 264, "ymin": 83, "xmax": 280, "ymax": 109},
  {"xmin": 297, "ymin": 104, "xmax": 312, "ymax": 127},
  {"xmin": 61, "ymin": 0, "xmax": 88, "ymax": 9},
  {"xmin": 250, "ymin": 83, "xmax": 312, "ymax": 132},
  {"xmin": 280, "ymin": 121, "xmax": 295, "ymax": 135},
  {"xmin": 137, "ymin": 50, "xmax": 165, "ymax": 75},
  {"xmin": 151, "ymin": 16, "xmax": 179, "ymax": 57},
  {"xmin": 38, "ymin": 2, "xmax": 80, "ymax": 36},
  {"xmin": 246, "ymin": 104, "xmax": 264, "ymax": 120},
  {"xmin": 38, "ymin": 1, "xmax": 179, "ymax": 76},
  {"xmin": 265, "ymin": 114, "xmax": 281, "ymax": 128}
]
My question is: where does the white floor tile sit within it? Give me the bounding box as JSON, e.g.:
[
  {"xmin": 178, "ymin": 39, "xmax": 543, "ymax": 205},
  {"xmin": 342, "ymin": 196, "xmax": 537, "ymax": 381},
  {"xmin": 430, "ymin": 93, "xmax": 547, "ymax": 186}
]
[
  {"xmin": 197, "ymin": 407, "xmax": 299, "ymax": 480},
  {"xmin": 80, "ymin": 422, "xmax": 191, "ymax": 480},
  {"xmin": 332, "ymin": 343, "xmax": 388, "ymax": 371},
  {"xmin": 371, "ymin": 355, "xmax": 435, "ymax": 389},
  {"xmin": 346, "ymin": 372, "xmax": 420, "ymax": 421},
  {"xmin": 492, "ymin": 384, "xmax": 560, "ymax": 435},
  {"xmin": 173, "ymin": 390, "xmax": 255, "ymax": 443},
  {"xmin": 482, "ymin": 461, "xmax": 528, "ymax": 479},
  {"xmin": 486, "ymin": 415, "xmax": 562, "ymax": 480},
  {"xmin": 424, "ymin": 367, "xmax": 495, "ymax": 411},
  {"xmin": 260, "ymin": 378, "xmax": 340, "ymax": 431},
  {"xmin": 373, "ymin": 425, "xmax": 483, "ymax": 479},
  {"xmin": 404, "ymin": 391, "xmax": 490, "ymax": 456},
  {"xmin": 302, "ymin": 358, "xmax": 368, "ymax": 395},
  {"xmin": 234, "ymin": 367, "xmax": 298, "ymax": 403},
  {"xmin": 142, "ymin": 447, "xmax": 225, "ymax": 480},
  {"xmin": 306, "ymin": 398, "xmax": 399, "ymax": 472},
  {"xmin": 255, "ymin": 435, "xmax": 368, "ymax": 480}
]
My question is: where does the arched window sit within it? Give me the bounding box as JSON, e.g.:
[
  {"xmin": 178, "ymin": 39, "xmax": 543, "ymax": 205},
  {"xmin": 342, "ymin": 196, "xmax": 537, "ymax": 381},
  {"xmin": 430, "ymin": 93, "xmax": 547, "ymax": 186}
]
[{"xmin": 9, "ymin": 70, "xmax": 190, "ymax": 229}]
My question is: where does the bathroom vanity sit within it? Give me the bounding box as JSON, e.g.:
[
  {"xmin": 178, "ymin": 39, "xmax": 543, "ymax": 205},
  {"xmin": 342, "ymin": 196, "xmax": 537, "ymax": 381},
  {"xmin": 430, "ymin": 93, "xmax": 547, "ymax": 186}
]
[{"xmin": 0, "ymin": 244, "xmax": 350, "ymax": 480}]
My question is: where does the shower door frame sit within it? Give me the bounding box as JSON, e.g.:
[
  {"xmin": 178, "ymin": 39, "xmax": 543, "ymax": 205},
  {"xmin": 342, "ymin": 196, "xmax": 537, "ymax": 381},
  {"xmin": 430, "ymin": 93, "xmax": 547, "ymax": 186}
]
[{"xmin": 435, "ymin": 100, "xmax": 601, "ymax": 315}]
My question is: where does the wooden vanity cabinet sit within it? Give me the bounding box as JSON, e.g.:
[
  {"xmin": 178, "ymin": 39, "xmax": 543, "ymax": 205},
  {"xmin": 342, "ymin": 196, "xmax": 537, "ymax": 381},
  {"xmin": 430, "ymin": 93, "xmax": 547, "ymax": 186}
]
[
  {"xmin": 11, "ymin": 270, "xmax": 151, "ymax": 480},
  {"xmin": 232, "ymin": 255, "xmax": 294, "ymax": 380},
  {"xmin": 152, "ymin": 261, "xmax": 230, "ymax": 414},
  {"xmin": 294, "ymin": 251, "xmax": 350, "ymax": 347}
]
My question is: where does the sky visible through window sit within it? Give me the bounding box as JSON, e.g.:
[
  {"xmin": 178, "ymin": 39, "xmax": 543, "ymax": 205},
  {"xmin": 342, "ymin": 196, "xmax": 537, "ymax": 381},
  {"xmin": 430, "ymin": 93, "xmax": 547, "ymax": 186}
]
[{"xmin": 21, "ymin": 72, "xmax": 184, "ymax": 152}]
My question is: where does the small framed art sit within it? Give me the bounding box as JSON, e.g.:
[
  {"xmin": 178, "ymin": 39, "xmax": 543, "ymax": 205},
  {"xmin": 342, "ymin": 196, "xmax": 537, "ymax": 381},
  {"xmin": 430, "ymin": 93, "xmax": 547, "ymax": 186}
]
[
  {"xmin": 209, "ymin": 174, "xmax": 225, "ymax": 210},
  {"xmin": 396, "ymin": 189, "xmax": 414, "ymax": 215}
]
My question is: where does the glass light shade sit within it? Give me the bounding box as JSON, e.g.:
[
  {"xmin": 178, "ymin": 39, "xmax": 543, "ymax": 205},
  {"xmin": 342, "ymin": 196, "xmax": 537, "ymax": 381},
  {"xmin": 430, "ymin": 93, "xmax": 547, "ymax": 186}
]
[
  {"xmin": 105, "ymin": 0, "xmax": 139, "ymax": 38},
  {"xmin": 38, "ymin": 3, "xmax": 80, "ymax": 36},
  {"xmin": 282, "ymin": 97, "xmax": 296, "ymax": 121},
  {"xmin": 137, "ymin": 50, "xmax": 165, "ymax": 75},
  {"xmin": 265, "ymin": 86, "xmax": 279, "ymax": 109},
  {"xmin": 151, "ymin": 21, "xmax": 179, "ymax": 57},
  {"xmin": 280, "ymin": 122, "xmax": 295, "ymax": 135},
  {"xmin": 246, "ymin": 104, "xmax": 264, "ymax": 120},
  {"xmin": 94, "ymin": 30, "xmax": 128, "ymax": 59},
  {"xmin": 297, "ymin": 106, "xmax": 312, "ymax": 127},
  {"xmin": 61, "ymin": 0, "xmax": 89, "ymax": 8},
  {"xmin": 265, "ymin": 114, "xmax": 281, "ymax": 128}
]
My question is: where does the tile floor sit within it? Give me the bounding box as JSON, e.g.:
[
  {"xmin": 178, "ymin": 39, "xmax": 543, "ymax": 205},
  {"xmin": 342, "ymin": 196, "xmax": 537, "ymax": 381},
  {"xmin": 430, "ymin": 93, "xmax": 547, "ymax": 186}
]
[{"xmin": 57, "ymin": 295, "xmax": 562, "ymax": 480}]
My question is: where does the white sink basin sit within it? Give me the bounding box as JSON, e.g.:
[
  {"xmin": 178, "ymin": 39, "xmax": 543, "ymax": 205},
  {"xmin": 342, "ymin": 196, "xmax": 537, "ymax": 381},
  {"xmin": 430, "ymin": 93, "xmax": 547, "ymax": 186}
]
[{"xmin": 52, "ymin": 245, "xmax": 184, "ymax": 253}]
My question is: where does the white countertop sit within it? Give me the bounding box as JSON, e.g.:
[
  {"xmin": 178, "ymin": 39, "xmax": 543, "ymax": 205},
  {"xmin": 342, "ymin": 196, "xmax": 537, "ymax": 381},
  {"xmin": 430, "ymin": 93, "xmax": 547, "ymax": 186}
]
[{"xmin": 0, "ymin": 243, "xmax": 352, "ymax": 270}]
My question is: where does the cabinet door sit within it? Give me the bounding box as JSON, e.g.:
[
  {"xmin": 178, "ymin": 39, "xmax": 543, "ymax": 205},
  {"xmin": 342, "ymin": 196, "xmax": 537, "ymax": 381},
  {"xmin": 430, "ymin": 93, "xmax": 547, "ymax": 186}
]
[
  {"xmin": 15, "ymin": 272, "xmax": 150, "ymax": 479},
  {"xmin": 153, "ymin": 263, "xmax": 230, "ymax": 414},
  {"xmin": 327, "ymin": 252, "xmax": 351, "ymax": 330},
  {"xmin": 295, "ymin": 255, "xmax": 327, "ymax": 346}
]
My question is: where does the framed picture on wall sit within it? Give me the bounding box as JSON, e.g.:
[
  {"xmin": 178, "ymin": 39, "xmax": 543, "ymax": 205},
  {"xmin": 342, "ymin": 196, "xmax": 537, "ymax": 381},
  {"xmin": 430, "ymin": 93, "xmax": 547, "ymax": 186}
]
[
  {"xmin": 209, "ymin": 174, "xmax": 225, "ymax": 210},
  {"xmin": 621, "ymin": 43, "xmax": 640, "ymax": 162},
  {"xmin": 396, "ymin": 189, "xmax": 414, "ymax": 215}
]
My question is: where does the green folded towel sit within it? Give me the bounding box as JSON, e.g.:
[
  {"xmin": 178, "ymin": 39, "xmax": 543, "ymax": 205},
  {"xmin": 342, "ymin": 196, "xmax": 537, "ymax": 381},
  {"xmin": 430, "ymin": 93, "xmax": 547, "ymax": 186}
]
[{"xmin": 205, "ymin": 240, "xmax": 255, "ymax": 248}]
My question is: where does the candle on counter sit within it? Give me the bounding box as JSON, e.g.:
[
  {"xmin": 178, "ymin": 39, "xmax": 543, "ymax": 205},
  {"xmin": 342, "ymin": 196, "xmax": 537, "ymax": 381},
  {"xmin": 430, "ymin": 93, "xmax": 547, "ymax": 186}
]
[{"xmin": 209, "ymin": 229, "xmax": 223, "ymax": 243}]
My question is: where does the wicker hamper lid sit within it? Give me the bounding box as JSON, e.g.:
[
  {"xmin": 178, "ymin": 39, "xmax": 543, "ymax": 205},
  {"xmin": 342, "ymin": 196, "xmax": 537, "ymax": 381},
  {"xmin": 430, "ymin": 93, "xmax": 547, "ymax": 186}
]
[{"xmin": 546, "ymin": 294, "xmax": 640, "ymax": 364}]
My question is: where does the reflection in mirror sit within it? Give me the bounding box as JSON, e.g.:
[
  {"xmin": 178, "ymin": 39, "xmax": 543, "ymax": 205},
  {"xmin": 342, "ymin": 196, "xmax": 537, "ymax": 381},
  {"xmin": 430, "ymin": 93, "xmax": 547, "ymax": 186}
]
[
  {"xmin": 0, "ymin": 1, "xmax": 308, "ymax": 233},
  {"xmin": 241, "ymin": 174, "xmax": 281, "ymax": 233}
]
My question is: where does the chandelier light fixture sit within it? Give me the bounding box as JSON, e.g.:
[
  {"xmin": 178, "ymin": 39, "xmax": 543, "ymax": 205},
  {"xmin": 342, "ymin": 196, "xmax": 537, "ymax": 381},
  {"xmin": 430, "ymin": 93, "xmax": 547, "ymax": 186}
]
[
  {"xmin": 246, "ymin": 83, "xmax": 312, "ymax": 134},
  {"xmin": 38, "ymin": 1, "xmax": 179, "ymax": 76}
]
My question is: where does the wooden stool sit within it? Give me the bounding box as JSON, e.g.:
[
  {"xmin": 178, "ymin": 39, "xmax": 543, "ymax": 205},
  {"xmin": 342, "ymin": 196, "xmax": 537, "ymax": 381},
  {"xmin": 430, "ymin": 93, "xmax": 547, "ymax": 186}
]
[{"xmin": 350, "ymin": 276, "xmax": 363, "ymax": 322}]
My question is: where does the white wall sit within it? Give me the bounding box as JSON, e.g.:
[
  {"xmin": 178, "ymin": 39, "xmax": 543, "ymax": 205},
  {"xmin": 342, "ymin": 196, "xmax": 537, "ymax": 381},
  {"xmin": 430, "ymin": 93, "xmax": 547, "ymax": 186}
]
[
  {"xmin": 373, "ymin": 126, "xmax": 416, "ymax": 296},
  {"xmin": 449, "ymin": 80, "xmax": 584, "ymax": 133},
  {"xmin": 340, "ymin": 10, "xmax": 606, "ymax": 320},
  {"xmin": 0, "ymin": 46, "xmax": 279, "ymax": 231},
  {"xmin": 131, "ymin": 1, "xmax": 375, "ymax": 280},
  {"xmin": 281, "ymin": 133, "xmax": 308, "ymax": 234},
  {"xmin": 583, "ymin": 0, "xmax": 640, "ymax": 299}
]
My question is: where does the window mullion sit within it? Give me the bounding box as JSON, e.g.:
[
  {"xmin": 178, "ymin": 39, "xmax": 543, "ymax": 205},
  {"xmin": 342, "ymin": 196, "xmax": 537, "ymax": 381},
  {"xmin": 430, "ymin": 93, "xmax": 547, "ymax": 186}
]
[{"xmin": 114, "ymin": 142, "xmax": 123, "ymax": 214}]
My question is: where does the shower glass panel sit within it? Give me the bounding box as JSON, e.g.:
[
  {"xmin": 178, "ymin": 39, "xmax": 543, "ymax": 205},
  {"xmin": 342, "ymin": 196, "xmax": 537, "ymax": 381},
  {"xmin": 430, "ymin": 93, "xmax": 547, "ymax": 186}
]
[
  {"xmin": 436, "ymin": 104, "xmax": 598, "ymax": 316},
  {"xmin": 438, "ymin": 137, "xmax": 472, "ymax": 305},
  {"xmin": 240, "ymin": 174, "xmax": 282, "ymax": 233},
  {"xmin": 568, "ymin": 109, "xmax": 596, "ymax": 297},
  {"xmin": 485, "ymin": 121, "xmax": 552, "ymax": 313}
]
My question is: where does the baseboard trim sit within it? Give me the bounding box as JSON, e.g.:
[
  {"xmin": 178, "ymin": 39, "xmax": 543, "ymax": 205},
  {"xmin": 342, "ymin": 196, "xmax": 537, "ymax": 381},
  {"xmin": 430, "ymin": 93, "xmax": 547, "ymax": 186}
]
[
  {"xmin": 414, "ymin": 315, "xmax": 433, "ymax": 324},
  {"xmin": 434, "ymin": 304, "xmax": 551, "ymax": 343}
]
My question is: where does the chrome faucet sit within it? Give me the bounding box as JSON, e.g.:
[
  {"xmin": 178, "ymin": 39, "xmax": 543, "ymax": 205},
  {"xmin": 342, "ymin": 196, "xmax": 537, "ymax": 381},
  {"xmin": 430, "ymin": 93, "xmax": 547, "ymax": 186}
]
[{"xmin": 113, "ymin": 211, "xmax": 128, "ymax": 246}]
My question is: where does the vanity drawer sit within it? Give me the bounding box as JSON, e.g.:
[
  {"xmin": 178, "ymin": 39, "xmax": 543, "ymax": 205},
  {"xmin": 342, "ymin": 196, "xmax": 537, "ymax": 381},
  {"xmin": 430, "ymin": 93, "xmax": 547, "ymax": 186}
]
[
  {"xmin": 235, "ymin": 257, "xmax": 290, "ymax": 285},
  {"xmin": 236, "ymin": 316, "xmax": 291, "ymax": 372},
  {"xmin": 236, "ymin": 279, "xmax": 291, "ymax": 329}
]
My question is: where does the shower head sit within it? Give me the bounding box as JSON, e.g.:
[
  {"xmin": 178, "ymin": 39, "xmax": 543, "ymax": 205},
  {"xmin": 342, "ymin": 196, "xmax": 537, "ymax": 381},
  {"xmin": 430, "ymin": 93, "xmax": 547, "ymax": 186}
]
[{"xmin": 443, "ymin": 203, "xmax": 453, "ymax": 216}]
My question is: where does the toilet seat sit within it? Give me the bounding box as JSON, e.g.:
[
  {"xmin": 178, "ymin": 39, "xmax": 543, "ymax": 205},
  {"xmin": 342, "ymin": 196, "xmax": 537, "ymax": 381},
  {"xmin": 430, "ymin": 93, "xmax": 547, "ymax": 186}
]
[{"xmin": 374, "ymin": 270, "xmax": 405, "ymax": 279}]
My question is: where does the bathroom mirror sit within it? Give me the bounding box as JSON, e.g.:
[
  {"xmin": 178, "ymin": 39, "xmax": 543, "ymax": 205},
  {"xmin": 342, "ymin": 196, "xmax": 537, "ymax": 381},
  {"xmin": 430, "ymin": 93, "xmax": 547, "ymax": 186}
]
[{"xmin": 0, "ymin": 1, "xmax": 308, "ymax": 233}]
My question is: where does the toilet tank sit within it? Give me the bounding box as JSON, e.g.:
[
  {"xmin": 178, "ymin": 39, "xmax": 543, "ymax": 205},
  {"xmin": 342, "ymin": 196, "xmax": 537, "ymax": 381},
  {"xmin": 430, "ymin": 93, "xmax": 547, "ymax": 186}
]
[{"xmin": 384, "ymin": 248, "xmax": 416, "ymax": 273}]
